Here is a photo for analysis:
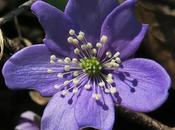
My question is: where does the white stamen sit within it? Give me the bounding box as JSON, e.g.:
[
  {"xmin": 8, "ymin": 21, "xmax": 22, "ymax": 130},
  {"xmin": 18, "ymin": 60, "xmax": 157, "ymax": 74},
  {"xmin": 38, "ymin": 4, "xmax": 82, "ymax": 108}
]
[
  {"xmin": 91, "ymin": 48, "xmax": 97, "ymax": 54},
  {"xmin": 73, "ymin": 78, "xmax": 79, "ymax": 85},
  {"xmin": 69, "ymin": 29, "xmax": 75, "ymax": 35},
  {"xmin": 54, "ymin": 84, "xmax": 61, "ymax": 89},
  {"xmin": 107, "ymin": 73, "xmax": 113, "ymax": 78},
  {"xmin": 57, "ymin": 59, "xmax": 63, "ymax": 64},
  {"xmin": 107, "ymin": 78, "xmax": 114, "ymax": 84},
  {"xmin": 64, "ymin": 57, "xmax": 71, "ymax": 63},
  {"xmin": 114, "ymin": 52, "xmax": 120, "ymax": 58},
  {"xmin": 73, "ymin": 88, "xmax": 79, "ymax": 93},
  {"xmin": 50, "ymin": 55, "xmax": 56, "ymax": 60},
  {"xmin": 79, "ymin": 31, "xmax": 85, "ymax": 36},
  {"xmin": 47, "ymin": 69, "xmax": 53, "ymax": 74},
  {"xmin": 100, "ymin": 35, "xmax": 108, "ymax": 44},
  {"xmin": 64, "ymin": 81, "xmax": 70, "ymax": 86},
  {"xmin": 115, "ymin": 57, "xmax": 121, "ymax": 63},
  {"xmin": 86, "ymin": 42, "xmax": 92, "ymax": 49},
  {"xmin": 67, "ymin": 37, "xmax": 73, "ymax": 43},
  {"xmin": 72, "ymin": 58, "xmax": 78, "ymax": 64},
  {"xmin": 64, "ymin": 65, "xmax": 70, "ymax": 71},
  {"xmin": 105, "ymin": 89, "xmax": 110, "ymax": 93},
  {"xmin": 112, "ymin": 62, "xmax": 119, "ymax": 68},
  {"xmin": 61, "ymin": 90, "xmax": 68, "ymax": 95},
  {"xmin": 92, "ymin": 93, "xmax": 101, "ymax": 100},
  {"xmin": 84, "ymin": 84, "xmax": 91, "ymax": 90},
  {"xmin": 72, "ymin": 39, "xmax": 79, "ymax": 45},
  {"xmin": 106, "ymin": 51, "xmax": 112, "ymax": 58},
  {"xmin": 98, "ymin": 82, "xmax": 105, "ymax": 87},
  {"xmin": 81, "ymin": 44, "xmax": 87, "ymax": 50},
  {"xmin": 57, "ymin": 73, "xmax": 63, "ymax": 78},
  {"xmin": 77, "ymin": 34, "xmax": 84, "ymax": 41},
  {"xmin": 110, "ymin": 87, "xmax": 117, "ymax": 94},
  {"xmin": 74, "ymin": 48, "xmax": 80, "ymax": 54},
  {"xmin": 96, "ymin": 42, "xmax": 102, "ymax": 48},
  {"xmin": 73, "ymin": 71, "xmax": 79, "ymax": 77},
  {"xmin": 50, "ymin": 60, "xmax": 55, "ymax": 64}
]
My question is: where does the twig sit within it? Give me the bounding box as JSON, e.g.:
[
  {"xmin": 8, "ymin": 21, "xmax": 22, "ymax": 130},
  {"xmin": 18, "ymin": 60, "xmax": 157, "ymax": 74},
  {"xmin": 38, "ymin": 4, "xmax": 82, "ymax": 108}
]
[
  {"xmin": 118, "ymin": 107, "xmax": 175, "ymax": 130},
  {"xmin": 141, "ymin": 0, "xmax": 175, "ymax": 6},
  {"xmin": 0, "ymin": 0, "xmax": 35, "ymax": 27},
  {"xmin": 14, "ymin": 16, "xmax": 23, "ymax": 41}
]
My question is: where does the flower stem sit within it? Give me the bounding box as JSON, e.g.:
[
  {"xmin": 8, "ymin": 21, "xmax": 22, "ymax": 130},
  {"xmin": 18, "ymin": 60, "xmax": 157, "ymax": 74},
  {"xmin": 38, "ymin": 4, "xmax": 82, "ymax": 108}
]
[{"xmin": 117, "ymin": 106, "xmax": 175, "ymax": 130}]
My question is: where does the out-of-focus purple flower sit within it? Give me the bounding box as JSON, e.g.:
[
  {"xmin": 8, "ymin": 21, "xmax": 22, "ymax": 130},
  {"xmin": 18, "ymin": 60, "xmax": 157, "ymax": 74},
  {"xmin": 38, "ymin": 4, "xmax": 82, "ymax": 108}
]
[
  {"xmin": 15, "ymin": 111, "xmax": 40, "ymax": 130},
  {"xmin": 3, "ymin": 0, "xmax": 171, "ymax": 130}
]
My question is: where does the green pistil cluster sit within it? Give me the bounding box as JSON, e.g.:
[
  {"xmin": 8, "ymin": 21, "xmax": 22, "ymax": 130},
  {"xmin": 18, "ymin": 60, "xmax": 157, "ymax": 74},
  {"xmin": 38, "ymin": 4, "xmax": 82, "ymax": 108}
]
[{"xmin": 80, "ymin": 57, "xmax": 102, "ymax": 75}]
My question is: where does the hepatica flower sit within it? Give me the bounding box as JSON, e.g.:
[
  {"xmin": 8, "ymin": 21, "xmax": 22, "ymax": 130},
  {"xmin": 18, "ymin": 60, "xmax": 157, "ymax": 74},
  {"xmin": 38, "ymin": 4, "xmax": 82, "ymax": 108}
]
[
  {"xmin": 15, "ymin": 111, "xmax": 40, "ymax": 130},
  {"xmin": 3, "ymin": 0, "xmax": 171, "ymax": 130}
]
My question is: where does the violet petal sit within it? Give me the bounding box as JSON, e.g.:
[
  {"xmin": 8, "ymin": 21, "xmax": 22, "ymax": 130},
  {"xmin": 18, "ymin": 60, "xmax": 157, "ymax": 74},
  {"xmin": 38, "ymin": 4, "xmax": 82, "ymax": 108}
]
[
  {"xmin": 75, "ymin": 89, "xmax": 115, "ymax": 130},
  {"xmin": 65, "ymin": 0, "xmax": 118, "ymax": 43},
  {"xmin": 31, "ymin": 1, "xmax": 76, "ymax": 56},
  {"xmin": 101, "ymin": 0, "xmax": 148, "ymax": 59},
  {"xmin": 41, "ymin": 92, "xmax": 79, "ymax": 130},
  {"xmin": 114, "ymin": 58, "xmax": 171, "ymax": 112},
  {"xmin": 2, "ymin": 44, "xmax": 66, "ymax": 97}
]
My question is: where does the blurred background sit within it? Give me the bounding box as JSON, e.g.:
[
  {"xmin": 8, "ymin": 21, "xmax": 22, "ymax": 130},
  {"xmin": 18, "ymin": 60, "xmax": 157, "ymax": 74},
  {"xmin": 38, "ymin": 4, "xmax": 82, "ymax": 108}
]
[{"xmin": 0, "ymin": 0, "xmax": 175, "ymax": 130}]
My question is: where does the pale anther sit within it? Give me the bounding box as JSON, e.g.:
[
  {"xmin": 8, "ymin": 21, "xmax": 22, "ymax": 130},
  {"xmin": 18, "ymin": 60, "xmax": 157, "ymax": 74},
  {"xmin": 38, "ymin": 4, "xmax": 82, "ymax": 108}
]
[
  {"xmin": 50, "ymin": 55, "xmax": 56, "ymax": 60},
  {"xmin": 107, "ymin": 73, "xmax": 113, "ymax": 78},
  {"xmin": 72, "ymin": 58, "xmax": 78, "ymax": 64},
  {"xmin": 54, "ymin": 84, "xmax": 60, "ymax": 89},
  {"xmin": 50, "ymin": 60, "xmax": 55, "ymax": 64},
  {"xmin": 79, "ymin": 31, "xmax": 85, "ymax": 36},
  {"xmin": 114, "ymin": 52, "xmax": 120, "ymax": 58},
  {"xmin": 64, "ymin": 57, "xmax": 71, "ymax": 63},
  {"xmin": 73, "ymin": 71, "xmax": 79, "ymax": 77},
  {"xmin": 74, "ymin": 48, "xmax": 80, "ymax": 54},
  {"xmin": 61, "ymin": 90, "xmax": 68, "ymax": 96},
  {"xmin": 91, "ymin": 48, "xmax": 97, "ymax": 54},
  {"xmin": 72, "ymin": 39, "xmax": 79, "ymax": 45},
  {"xmin": 47, "ymin": 69, "xmax": 53, "ymax": 74},
  {"xmin": 64, "ymin": 81, "xmax": 69, "ymax": 86},
  {"xmin": 81, "ymin": 44, "xmax": 87, "ymax": 50},
  {"xmin": 96, "ymin": 42, "xmax": 102, "ymax": 48},
  {"xmin": 84, "ymin": 84, "xmax": 91, "ymax": 89},
  {"xmin": 92, "ymin": 93, "xmax": 101, "ymax": 100},
  {"xmin": 105, "ymin": 89, "xmax": 110, "ymax": 93},
  {"xmin": 73, "ymin": 78, "xmax": 79, "ymax": 85},
  {"xmin": 67, "ymin": 37, "xmax": 73, "ymax": 43},
  {"xmin": 115, "ymin": 57, "xmax": 121, "ymax": 63},
  {"xmin": 100, "ymin": 35, "xmax": 108, "ymax": 44},
  {"xmin": 69, "ymin": 29, "xmax": 75, "ymax": 35},
  {"xmin": 110, "ymin": 87, "xmax": 117, "ymax": 94},
  {"xmin": 86, "ymin": 42, "xmax": 92, "ymax": 49},
  {"xmin": 112, "ymin": 63, "xmax": 119, "ymax": 68},
  {"xmin": 98, "ymin": 82, "xmax": 105, "ymax": 87},
  {"xmin": 57, "ymin": 59, "xmax": 63, "ymax": 64},
  {"xmin": 57, "ymin": 73, "xmax": 63, "ymax": 78},
  {"xmin": 64, "ymin": 65, "xmax": 70, "ymax": 71},
  {"xmin": 107, "ymin": 78, "xmax": 114, "ymax": 84},
  {"xmin": 77, "ymin": 34, "xmax": 84, "ymax": 41},
  {"xmin": 73, "ymin": 88, "xmax": 79, "ymax": 93},
  {"xmin": 106, "ymin": 51, "xmax": 112, "ymax": 58}
]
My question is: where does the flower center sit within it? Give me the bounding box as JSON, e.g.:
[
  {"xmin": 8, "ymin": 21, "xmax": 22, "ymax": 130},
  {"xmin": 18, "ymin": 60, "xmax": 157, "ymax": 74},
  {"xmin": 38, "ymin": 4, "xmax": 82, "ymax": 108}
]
[
  {"xmin": 46, "ymin": 29, "xmax": 122, "ymax": 101},
  {"xmin": 80, "ymin": 57, "xmax": 102, "ymax": 75}
]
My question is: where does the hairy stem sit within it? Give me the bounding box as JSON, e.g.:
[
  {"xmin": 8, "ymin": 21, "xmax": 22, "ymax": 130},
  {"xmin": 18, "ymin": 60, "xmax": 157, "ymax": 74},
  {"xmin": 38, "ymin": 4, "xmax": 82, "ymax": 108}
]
[{"xmin": 118, "ymin": 107, "xmax": 175, "ymax": 130}]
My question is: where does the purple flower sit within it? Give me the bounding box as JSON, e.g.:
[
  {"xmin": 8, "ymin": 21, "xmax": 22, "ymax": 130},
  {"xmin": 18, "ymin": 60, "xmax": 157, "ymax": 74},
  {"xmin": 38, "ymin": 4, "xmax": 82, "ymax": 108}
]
[
  {"xmin": 15, "ymin": 111, "xmax": 40, "ymax": 130},
  {"xmin": 3, "ymin": 0, "xmax": 171, "ymax": 130}
]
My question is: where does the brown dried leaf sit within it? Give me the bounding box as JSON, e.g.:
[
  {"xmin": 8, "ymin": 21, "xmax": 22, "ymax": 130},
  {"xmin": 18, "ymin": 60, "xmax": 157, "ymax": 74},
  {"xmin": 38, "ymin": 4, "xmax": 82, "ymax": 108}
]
[
  {"xmin": 0, "ymin": 29, "xmax": 4, "ymax": 60},
  {"xmin": 29, "ymin": 91, "xmax": 50, "ymax": 105}
]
